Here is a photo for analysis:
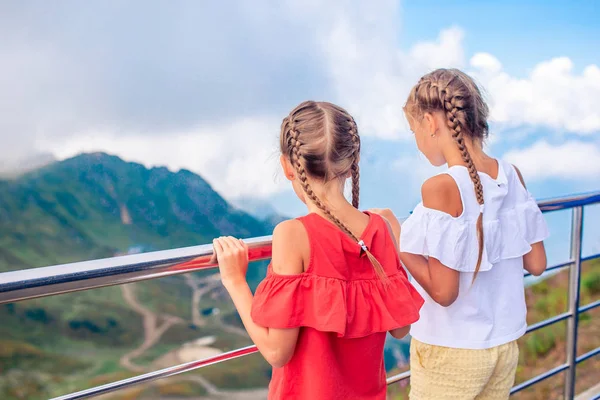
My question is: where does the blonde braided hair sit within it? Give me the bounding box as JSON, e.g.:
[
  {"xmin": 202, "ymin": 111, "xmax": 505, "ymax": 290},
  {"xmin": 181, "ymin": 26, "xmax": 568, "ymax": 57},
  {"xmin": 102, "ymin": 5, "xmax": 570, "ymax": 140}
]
[
  {"xmin": 349, "ymin": 118, "xmax": 361, "ymax": 209},
  {"xmin": 406, "ymin": 69, "xmax": 490, "ymax": 281},
  {"xmin": 280, "ymin": 101, "xmax": 386, "ymax": 279}
]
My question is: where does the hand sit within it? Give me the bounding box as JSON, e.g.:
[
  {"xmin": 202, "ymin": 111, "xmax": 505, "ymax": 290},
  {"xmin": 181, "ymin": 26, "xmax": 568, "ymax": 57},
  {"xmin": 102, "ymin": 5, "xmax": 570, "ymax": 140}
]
[{"xmin": 213, "ymin": 236, "xmax": 249, "ymax": 289}]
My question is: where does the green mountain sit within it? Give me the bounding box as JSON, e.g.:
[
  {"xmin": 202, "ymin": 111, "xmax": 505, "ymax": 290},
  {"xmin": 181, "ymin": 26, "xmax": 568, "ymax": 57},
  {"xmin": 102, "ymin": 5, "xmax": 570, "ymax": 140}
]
[
  {"xmin": 0, "ymin": 153, "xmax": 275, "ymax": 399},
  {"xmin": 0, "ymin": 152, "xmax": 271, "ymax": 271}
]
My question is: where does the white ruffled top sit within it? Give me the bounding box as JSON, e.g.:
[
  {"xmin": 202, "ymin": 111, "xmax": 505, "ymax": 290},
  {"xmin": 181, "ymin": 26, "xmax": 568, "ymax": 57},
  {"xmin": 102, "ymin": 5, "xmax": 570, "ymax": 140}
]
[{"xmin": 401, "ymin": 159, "xmax": 549, "ymax": 349}]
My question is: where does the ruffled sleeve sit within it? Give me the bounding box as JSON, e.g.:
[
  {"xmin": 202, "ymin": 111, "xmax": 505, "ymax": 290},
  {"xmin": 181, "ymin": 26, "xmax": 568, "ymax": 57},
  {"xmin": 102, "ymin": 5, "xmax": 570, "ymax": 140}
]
[
  {"xmin": 251, "ymin": 270, "xmax": 424, "ymax": 338},
  {"xmin": 400, "ymin": 197, "xmax": 550, "ymax": 273},
  {"xmin": 401, "ymin": 204, "xmax": 476, "ymax": 272},
  {"xmin": 511, "ymin": 194, "xmax": 550, "ymax": 246},
  {"xmin": 493, "ymin": 193, "xmax": 549, "ymax": 262}
]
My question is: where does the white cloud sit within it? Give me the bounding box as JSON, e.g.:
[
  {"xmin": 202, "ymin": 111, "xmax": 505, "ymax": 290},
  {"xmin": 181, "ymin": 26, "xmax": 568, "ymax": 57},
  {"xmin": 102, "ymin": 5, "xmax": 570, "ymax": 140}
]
[
  {"xmin": 322, "ymin": 20, "xmax": 465, "ymax": 140},
  {"xmin": 408, "ymin": 27, "xmax": 465, "ymax": 71},
  {"xmin": 4, "ymin": 2, "xmax": 600, "ymax": 200},
  {"xmin": 471, "ymin": 54, "xmax": 600, "ymax": 134},
  {"xmin": 11, "ymin": 2, "xmax": 469, "ymax": 199},
  {"xmin": 39, "ymin": 117, "xmax": 285, "ymax": 198},
  {"xmin": 470, "ymin": 53, "xmax": 502, "ymax": 74},
  {"xmin": 503, "ymin": 140, "xmax": 600, "ymax": 181}
]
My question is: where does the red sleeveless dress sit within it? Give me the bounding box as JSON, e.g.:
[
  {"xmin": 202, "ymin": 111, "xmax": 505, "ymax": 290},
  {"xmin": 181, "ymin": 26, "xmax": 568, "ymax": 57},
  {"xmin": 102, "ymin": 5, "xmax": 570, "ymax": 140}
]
[{"xmin": 251, "ymin": 212, "xmax": 424, "ymax": 399}]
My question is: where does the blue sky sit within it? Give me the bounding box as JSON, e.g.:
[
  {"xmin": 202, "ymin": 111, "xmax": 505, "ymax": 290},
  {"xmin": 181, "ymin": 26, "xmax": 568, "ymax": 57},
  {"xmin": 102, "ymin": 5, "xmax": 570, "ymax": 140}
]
[
  {"xmin": 414, "ymin": 0, "xmax": 600, "ymax": 262},
  {"xmin": 402, "ymin": 1, "xmax": 600, "ymax": 75},
  {"xmin": 266, "ymin": 1, "xmax": 600, "ymax": 264},
  {"xmin": 0, "ymin": 1, "xmax": 598, "ymax": 262}
]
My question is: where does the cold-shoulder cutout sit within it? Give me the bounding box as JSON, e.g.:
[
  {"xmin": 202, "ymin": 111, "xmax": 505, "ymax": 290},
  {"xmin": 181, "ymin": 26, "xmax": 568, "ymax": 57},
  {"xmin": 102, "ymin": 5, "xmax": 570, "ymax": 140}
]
[
  {"xmin": 272, "ymin": 219, "xmax": 309, "ymax": 275},
  {"xmin": 422, "ymin": 174, "xmax": 463, "ymax": 218},
  {"xmin": 402, "ymin": 158, "xmax": 549, "ymax": 350},
  {"xmin": 251, "ymin": 213, "xmax": 424, "ymax": 338},
  {"xmin": 400, "ymin": 159, "xmax": 549, "ymax": 273},
  {"xmin": 512, "ymin": 164, "xmax": 527, "ymax": 189}
]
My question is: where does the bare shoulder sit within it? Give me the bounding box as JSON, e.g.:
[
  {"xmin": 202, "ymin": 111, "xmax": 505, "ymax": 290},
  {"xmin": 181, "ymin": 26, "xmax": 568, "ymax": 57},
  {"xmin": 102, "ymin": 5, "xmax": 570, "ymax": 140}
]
[
  {"xmin": 271, "ymin": 219, "xmax": 308, "ymax": 275},
  {"xmin": 511, "ymin": 164, "xmax": 527, "ymax": 188},
  {"xmin": 369, "ymin": 208, "xmax": 400, "ymax": 244},
  {"xmin": 273, "ymin": 219, "xmax": 305, "ymax": 238},
  {"xmin": 369, "ymin": 208, "xmax": 399, "ymax": 226},
  {"xmin": 421, "ymin": 174, "xmax": 462, "ymax": 217}
]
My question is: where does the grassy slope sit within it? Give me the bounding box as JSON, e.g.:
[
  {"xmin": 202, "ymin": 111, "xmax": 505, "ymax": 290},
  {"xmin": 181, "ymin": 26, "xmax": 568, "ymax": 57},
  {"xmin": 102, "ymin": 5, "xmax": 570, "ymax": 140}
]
[
  {"xmin": 0, "ymin": 153, "xmax": 274, "ymax": 399},
  {"xmin": 0, "ymin": 153, "xmax": 270, "ymax": 273},
  {"xmin": 512, "ymin": 258, "xmax": 600, "ymax": 400},
  {"xmin": 386, "ymin": 258, "xmax": 600, "ymax": 400}
]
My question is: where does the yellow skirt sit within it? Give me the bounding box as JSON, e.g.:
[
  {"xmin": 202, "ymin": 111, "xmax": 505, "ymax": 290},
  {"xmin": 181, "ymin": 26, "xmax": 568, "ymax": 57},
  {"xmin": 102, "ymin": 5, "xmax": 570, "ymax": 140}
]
[{"xmin": 409, "ymin": 338, "xmax": 519, "ymax": 400}]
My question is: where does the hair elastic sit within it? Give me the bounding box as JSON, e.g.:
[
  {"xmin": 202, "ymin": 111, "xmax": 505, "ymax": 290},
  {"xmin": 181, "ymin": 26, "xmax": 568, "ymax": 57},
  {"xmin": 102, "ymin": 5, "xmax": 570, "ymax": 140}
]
[{"xmin": 358, "ymin": 240, "xmax": 368, "ymax": 252}]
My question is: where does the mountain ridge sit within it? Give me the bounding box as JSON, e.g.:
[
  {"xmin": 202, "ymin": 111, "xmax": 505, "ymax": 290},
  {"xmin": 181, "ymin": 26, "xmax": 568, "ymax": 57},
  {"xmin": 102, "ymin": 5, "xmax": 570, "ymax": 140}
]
[
  {"xmin": 0, "ymin": 152, "xmax": 274, "ymax": 272},
  {"xmin": 0, "ymin": 152, "xmax": 277, "ymax": 399}
]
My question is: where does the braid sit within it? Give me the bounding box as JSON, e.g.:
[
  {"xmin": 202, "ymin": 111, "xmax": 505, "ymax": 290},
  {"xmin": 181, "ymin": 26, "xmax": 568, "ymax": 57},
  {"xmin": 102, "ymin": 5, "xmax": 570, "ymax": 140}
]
[
  {"xmin": 349, "ymin": 117, "xmax": 360, "ymax": 209},
  {"xmin": 441, "ymin": 89, "xmax": 485, "ymax": 281},
  {"xmin": 406, "ymin": 69, "xmax": 490, "ymax": 282},
  {"xmin": 283, "ymin": 110, "xmax": 387, "ymax": 281},
  {"xmin": 287, "ymin": 118, "xmax": 357, "ymax": 240}
]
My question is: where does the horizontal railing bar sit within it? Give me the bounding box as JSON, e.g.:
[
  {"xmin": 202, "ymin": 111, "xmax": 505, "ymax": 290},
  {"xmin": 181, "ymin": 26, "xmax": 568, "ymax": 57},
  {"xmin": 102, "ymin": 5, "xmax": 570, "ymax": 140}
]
[
  {"xmin": 526, "ymin": 311, "xmax": 572, "ymax": 333},
  {"xmin": 0, "ymin": 236, "xmax": 272, "ymax": 305},
  {"xmin": 386, "ymin": 370, "xmax": 411, "ymax": 385},
  {"xmin": 580, "ymin": 300, "xmax": 600, "ymax": 314},
  {"xmin": 1, "ymin": 191, "xmax": 599, "ymax": 305},
  {"xmin": 50, "ymin": 345, "xmax": 259, "ymax": 400},
  {"xmin": 53, "ymin": 340, "xmax": 419, "ymax": 399},
  {"xmin": 582, "ymin": 253, "xmax": 600, "ymax": 263},
  {"xmin": 295, "ymin": 345, "xmax": 596, "ymax": 390},
  {"xmin": 510, "ymin": 363, "xmax": 569, "ymax": 394},
  {"xmin": 537, "ymin": 191, "xmax": 600, "ymax": 212},
  {"xmin": 523, "ymin": 252, "xmax": 598, "ymax": 278},
  {"xmin": 0, "ymin": 245, "xmax": 587, "ymax": 306},
  {"xmin": 0, "ymin": 191, "xmax": 598, "ymax": 399},
  {"xmin": 524, "ymin": 260, "xmax": 573, "ymax": 278},
  {"xmin": 576, "ymin": 346, "xmax": 600, "ymax": 364},
  {"xmin": 546, "ymin": 260, "xmax": 574, "ymax": 272}
]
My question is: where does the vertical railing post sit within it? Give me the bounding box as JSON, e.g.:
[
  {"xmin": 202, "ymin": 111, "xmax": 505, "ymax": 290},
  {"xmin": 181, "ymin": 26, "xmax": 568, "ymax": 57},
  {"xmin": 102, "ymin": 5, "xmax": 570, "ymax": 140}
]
[{"xmin": 564, "ymin": 206, "xmax": 584, "ymax": 399}]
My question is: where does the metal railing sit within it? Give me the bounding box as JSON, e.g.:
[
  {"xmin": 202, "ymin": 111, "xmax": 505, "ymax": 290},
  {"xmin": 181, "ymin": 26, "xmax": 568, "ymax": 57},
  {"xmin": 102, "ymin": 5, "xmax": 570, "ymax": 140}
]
[{"xmin": 1, "ymin": 191, "xmax": 599, "ymax": 400}]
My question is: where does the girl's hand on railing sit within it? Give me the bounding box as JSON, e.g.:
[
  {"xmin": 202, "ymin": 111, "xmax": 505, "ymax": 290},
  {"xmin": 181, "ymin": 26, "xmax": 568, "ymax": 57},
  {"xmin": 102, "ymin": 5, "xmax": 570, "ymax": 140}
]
[{"xmin": 213, "ymin": 236, "xmax": 249, "ymax": 289}]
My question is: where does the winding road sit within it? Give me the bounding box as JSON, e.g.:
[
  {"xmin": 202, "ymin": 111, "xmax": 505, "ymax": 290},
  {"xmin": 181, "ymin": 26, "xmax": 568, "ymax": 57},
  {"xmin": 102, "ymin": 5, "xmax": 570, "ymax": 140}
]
[
  {"xmin": 183, "ymin": 274, "xmax": 222, "ymax": 327},
  {"xmin": 118, "ymin": 275, "xmax": 257, "ymax": 398},
  {"xmin": 120, "ymin": 284, "xmax": 184, "ymax": 372}
]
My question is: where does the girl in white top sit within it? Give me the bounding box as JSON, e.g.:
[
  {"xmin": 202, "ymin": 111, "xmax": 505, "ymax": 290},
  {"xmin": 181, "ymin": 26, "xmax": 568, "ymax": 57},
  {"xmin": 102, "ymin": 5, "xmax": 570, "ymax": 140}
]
[{"xmin": 398, "ymin": 69, "xmax": 549, "ymax": 400}]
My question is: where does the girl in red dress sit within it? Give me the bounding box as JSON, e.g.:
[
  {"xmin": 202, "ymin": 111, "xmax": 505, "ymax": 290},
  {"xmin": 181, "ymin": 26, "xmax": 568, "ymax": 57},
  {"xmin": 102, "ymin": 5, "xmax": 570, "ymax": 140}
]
[{"xmin": 213, "ymin": 101, "xmax": 423, "ymax": 399}]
